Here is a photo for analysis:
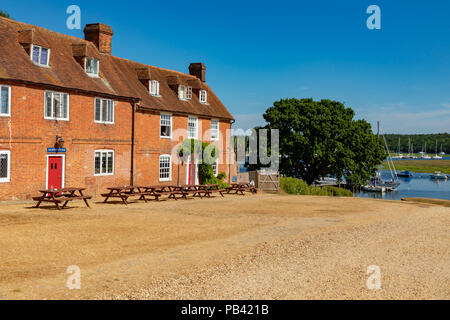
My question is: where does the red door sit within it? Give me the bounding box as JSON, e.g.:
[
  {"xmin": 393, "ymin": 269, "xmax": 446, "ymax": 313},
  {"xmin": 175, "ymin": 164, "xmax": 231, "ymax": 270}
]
[{"xmin": 47, "ymin": 156, "xmax": 63, "ymax": 190}]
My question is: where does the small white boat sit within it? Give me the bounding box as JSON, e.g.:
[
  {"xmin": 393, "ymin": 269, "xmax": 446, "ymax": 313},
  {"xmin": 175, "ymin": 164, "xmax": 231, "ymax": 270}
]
[
  {"xmin": 430, "ymin": 171, "xmax": 448, "ymax": 180},
  {"xmin": 422, "ymin": 154, "xmax": 431, "ymax": 159},
  {"xmin": 362, "ymin": 185, "xmax": 386, "ymax": 192}
]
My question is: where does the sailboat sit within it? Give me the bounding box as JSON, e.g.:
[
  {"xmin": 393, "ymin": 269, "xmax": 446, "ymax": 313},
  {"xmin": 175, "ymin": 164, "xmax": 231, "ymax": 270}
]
[
  {"xmin": 439, "ymin": 144, "xmax": 445, "ymax": 156},
  {"xmin": 392, "ymin": 137, "xmax": 403, "ymax": 159},
  {"xmin": 432, "ymin": 140, "xmax": 442, "ymax": 159},
  {"xmin": 363, "ymin": 135, "xmax": 401, "ymax": 192},
  {"xmin": 421, "ymin": 142, "xmax": 431, "ymax": 159}
]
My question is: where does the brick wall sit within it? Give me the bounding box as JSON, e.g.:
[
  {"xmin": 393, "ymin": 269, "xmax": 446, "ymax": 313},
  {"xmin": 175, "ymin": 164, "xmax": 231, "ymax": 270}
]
[
  {"xmin": 0, "ymin": 82, "xmax": 236, "ymax": 200},
  {"xmin": 0, "ymin": 82, "xmax": 132, "ymax": 200}
]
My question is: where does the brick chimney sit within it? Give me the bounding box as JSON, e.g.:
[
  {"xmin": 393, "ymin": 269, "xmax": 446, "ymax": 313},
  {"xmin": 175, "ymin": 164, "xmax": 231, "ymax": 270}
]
[
  {"xmin": 189, "ymin": 63, "xmax": 206, "ymax": 82},
  {"xmin": 83, "ymin": 23, "xmax": 113, "ymax": 55}
]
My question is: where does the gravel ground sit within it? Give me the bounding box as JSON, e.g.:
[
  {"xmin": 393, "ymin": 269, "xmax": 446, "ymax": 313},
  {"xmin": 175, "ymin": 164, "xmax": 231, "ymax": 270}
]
[{"xmin": 0, "ymin": 194, "xmax": 448, "ymax": 299}]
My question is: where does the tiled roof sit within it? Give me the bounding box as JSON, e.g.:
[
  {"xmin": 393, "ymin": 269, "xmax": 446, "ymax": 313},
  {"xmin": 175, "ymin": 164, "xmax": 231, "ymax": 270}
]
[{"xmin": 0, "ymin": 17, "xmax": 233, "ymax": 120}]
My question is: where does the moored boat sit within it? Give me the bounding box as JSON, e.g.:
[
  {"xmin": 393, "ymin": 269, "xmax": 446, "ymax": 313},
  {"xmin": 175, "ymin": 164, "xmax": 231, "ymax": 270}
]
[
  {"xmin": 362, "ymin": 185, "xmax": 386, "ymax": 192},
  {"xmin": 397, "ymin": 170, "xmax": 413, "ymax": 178},
  {"xmin": 430, "ymin": 171, "xmax": 448, "ymax": 180}
]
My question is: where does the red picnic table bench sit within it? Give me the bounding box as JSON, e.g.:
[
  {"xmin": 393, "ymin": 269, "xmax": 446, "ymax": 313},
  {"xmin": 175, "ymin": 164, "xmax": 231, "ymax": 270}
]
[{"xmin": 32, "ymin": 187, "xmax": 92, "ymax": 210}]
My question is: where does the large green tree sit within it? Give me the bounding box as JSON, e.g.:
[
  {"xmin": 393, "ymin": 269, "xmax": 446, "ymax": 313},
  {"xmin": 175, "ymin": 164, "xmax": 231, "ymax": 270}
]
[
  {"xmin": 0, "ymin": 10, "xmax": 11, "ymax": 18},
  {"xmin": 263, "ymin": 98, "xmax": 385, "ymax": 185}
]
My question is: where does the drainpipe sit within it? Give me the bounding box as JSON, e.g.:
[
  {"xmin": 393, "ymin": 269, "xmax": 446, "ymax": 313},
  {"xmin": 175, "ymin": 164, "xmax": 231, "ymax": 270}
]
[
  {"xmin": 229, "ymin": 119, "xmax": 236, "ymax": 184},
  {"xmin": 130, "ymin": 101, "xmax": 136, "ymax": 186}
]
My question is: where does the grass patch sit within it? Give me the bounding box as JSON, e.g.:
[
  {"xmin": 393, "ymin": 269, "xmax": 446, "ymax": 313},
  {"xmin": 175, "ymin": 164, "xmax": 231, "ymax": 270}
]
[
  {"xmin": 383, "ymin": 160, "xmax": 450, "ymax": 174},
  {"xmin": 280, "ymin": 177, "xmax": 353, "ymax": 197}
]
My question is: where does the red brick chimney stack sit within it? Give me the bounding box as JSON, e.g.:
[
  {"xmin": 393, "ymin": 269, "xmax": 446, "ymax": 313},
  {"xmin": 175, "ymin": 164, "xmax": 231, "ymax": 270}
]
[
  {"xmin": 189, "ymin": 63, "xmax": 206, "ymax": 82},
  {"xmin": 83, "ymin": 23, "xmax": 113, "ymax": 55}
]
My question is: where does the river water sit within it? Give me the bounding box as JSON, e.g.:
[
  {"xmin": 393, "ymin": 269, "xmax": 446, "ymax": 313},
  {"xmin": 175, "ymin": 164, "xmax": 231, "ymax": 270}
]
[{"xmin": 354, "ymin": 170, "xmax": 450, "ymax": 200}]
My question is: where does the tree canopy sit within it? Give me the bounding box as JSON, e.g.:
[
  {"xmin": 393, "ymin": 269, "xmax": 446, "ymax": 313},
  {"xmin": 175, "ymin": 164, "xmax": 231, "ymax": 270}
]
[
  {"xmin": 262, "ymin": 98, "xmax": 386, "ymax": 185},
  {"xmin": 0, "ymin": 10, "xmax": 11, "ymax": 18}
]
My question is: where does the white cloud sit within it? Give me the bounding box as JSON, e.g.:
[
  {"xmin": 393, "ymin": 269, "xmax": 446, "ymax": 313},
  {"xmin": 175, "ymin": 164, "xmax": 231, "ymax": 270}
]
[{"xmin": 359, "ymin": 107, "xmax": 450, "ymax": 134}]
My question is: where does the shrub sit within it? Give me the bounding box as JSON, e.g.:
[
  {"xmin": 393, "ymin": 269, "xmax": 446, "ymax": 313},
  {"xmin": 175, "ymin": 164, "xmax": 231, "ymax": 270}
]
[{"xmin": 280, "ymin": 177, "xmax": 352, "ymax": 197}]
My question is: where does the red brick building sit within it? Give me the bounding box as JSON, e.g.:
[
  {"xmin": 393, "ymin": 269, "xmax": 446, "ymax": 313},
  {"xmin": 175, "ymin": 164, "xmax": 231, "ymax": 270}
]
[{"xmin": 0, "ymin": 17, "xmax": 235, "ymax": 200}]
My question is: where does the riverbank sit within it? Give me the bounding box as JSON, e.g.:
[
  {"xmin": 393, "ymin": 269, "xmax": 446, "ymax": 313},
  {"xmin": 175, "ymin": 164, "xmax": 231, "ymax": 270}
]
[
  {"xmin": 0, "ymin": 194, "xmax": 448, "ymax": 299},
  {"xmin": 383, "ymin": 159, "xmax": 450, "ymax": 174}
]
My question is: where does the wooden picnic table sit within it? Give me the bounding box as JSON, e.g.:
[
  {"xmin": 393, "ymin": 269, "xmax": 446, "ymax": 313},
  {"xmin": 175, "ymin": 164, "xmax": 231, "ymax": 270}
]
[
  {"xmin": 226, "ymin": 182, "xmax": 257, "ymax": 195},
  {"xmin": 102, "ymin": 186, "xmax": 161, "ymax": 205},
  {"xmin": 32, "ymin": 187, "xmax": 92, "ymax": 210}
]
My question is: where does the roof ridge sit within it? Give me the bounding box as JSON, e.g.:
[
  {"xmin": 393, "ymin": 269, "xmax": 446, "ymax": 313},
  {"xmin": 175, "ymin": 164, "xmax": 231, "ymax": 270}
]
[
  {"xmin": 110, "ymin": 55, "xmax": 198, "ymax": 79},
  {"xmin": 0, "ymin": 16, "xmax": 90, "ymax": 44}
]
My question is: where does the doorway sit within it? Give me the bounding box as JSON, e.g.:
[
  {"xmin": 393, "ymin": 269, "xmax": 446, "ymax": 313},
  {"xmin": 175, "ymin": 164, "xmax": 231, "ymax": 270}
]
[{"xmin": 46, "ymin": 155, "xmax": 65, "ymax": 190}]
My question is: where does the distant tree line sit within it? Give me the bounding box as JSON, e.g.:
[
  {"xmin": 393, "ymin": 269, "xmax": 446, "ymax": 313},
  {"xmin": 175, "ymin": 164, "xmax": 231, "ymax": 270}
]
[{"xmin": 383, "ymin": 133, "xmax": 449, "ymax": 154}]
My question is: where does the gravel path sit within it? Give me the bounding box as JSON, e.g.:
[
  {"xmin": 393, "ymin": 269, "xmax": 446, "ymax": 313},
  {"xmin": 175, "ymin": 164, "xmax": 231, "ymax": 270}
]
[{"xmin": 0, "ymin": 194, "xmax": 448, "ymax": 299}]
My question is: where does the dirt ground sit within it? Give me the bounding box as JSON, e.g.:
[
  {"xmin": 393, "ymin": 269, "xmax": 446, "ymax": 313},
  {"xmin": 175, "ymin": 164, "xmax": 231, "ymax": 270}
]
[{"xmin": 0, "ymin": 193, "xmax": 448, "ymax": 300}]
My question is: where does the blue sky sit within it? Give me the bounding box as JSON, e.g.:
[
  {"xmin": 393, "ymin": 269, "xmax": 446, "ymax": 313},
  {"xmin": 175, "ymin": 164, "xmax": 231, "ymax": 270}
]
[{"xmin": 2, "ymin": 0, "xmax": 449, "ymax": 133}]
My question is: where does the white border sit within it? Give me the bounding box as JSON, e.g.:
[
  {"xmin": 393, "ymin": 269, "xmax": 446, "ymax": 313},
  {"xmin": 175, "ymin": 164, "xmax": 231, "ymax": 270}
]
[
  {"xmin": 160, "ymin": 113, "xmax": 172, "ymax": 139},
  {"xmin": 0, "ymin": 150, "xmax": 11, "ymax": 183},
  {"xmin": 0, "ymin": 85, "xmax": 11, "ymax": 117},
  {"xmin": 45, "ymin": 154, "xmax": 65, "ymax": 189},
  {"xmin": 159, "ymin": 154, "xmax": 172, "ymax": 181},
  {"xmin": 30, "ymin": 44, "xmax": 51, "ymax": 67},
  {"xmin": 188, "ymin": 116, "xmax": 198, "ymax": 139},
  {"xmin": 84, "ymin": 57, "xmax": 100, "ymax": 78},
  {"xmin": 94, "ymin": 97, "xmax": 115, "ymax": 124},
  {"xmin": 210, "ymin": 119, "xmax": 219, "ymax": 141},
  {"xmin": 44, "ymin": 91, "xmax": 70, "ymax": 121},
  {"xmin": 94, "ymin": 149, "xmax": 115, "ymax": 176}
]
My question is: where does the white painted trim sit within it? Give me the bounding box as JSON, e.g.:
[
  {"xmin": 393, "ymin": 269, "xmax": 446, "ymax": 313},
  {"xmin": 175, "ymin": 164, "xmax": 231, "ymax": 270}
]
[
  {"xmin": 188, "ymin": 115, "xmax": 198, "ymax": 139},
  {"xmin": 0, "ymin": 150, "xmax": 11, "ymax": 183},
  {"xmin": 159, "ymin": 113, "xmax": 172, "ymax": 139},
  {"xmin": 159, "ymin": 154, "xmax": 172, "ymax": 181},
  {"xmin": 93, "ymin": 149, "xmax": 115, "ymax": 176},
  {"xmin": 199, "ymin": 90, "xmax": 207, "ymax": 104},
  {"xmin": 94, "ymin": 97, "xmax": 115, "ymax": 124},
  {"xmin": 43, "ymin": 91, "xmax": 70, "ymax": 121},
  {"xmin": 210, "ymin": 119, "xmax": 219, "ymax": 141},
  {"xmin": 0, "ymin": 85, "xmax": 11, "ymax": 117},
  {"xmin": 85, "ymin": 57, "xmax": 100, "ymax": 77},
  {"xmin": 45, "ymin": 154, "xmax": 65, "ymax": 189},
  {"xmin": 30, "ymin": 44, "xmax": 51, "ymax": 67}
]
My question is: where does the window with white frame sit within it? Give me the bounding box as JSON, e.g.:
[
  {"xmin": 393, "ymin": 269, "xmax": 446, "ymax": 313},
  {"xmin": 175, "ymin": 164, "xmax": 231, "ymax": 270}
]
[
  {"xmin": 211, "ymin": 119, "xmax": 219, "ymax": 141},
  {"xmin": 160, "ymin": 113, "xmax": 172, "ymax": 138},
  {"xmin": 159, "ymin": 155, "xmax": 171, "ymax": 181},
  {"xmin": 0, "ymin": 150, "xmax": 11, "ymax": 183},
  {"xmin": 200, "ymin": 90, "xmax": 207, "ymax": 104},
  {"xmin": 0, "ymin": 85, "xmax": 11, "ymax": 116},
  {"xmin": 85, "ymin": 58, "xmax": 99, "ymax": 76},
  {"xmin": 212, "ymin": 159, "xmax": 218, "ymax": 177},
  {"xmin": 95, "ymin": 98, "xmax": 114, "ymax": 124},
  {"xmin": 31, "ymin": 45, "xmax": 50, "ymax": 67},
  {"xmin": 45, "ymin": 91, "xmax": 69, "ymax": 120},
  {"xmin": 150, "ymin": 80, "xmax": 160, "ymax": 96},
  {"xmin": 94, "ymin": 150, "xmax": 114, "ymax": 176},
  {"xmin": 188, "ymin": 116, "xmax": 198, "ymax": 139},
  {"xmin": 178, "ymin": 85, "xmax": 192, "ymax": 100}
]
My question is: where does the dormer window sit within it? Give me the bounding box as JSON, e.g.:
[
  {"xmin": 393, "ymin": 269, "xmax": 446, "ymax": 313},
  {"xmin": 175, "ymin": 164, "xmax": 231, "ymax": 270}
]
[
  {"xmin": 200, "ymin": 90, "xmax": 207, "ymax": 104},
  {"xmin": 150, "ymin": 80, "xmax": 160, "ymax": 96},
  {"xmin": 178, "ymin": 85, "xmax": 192, "ymax": 101},
  {"xmin": 85, "ymin": 58, "xmax": 99, "ymax": 77},
  {"xmin": 31, "ymin": 45, "xmax": 50, "ymax": 67}
]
